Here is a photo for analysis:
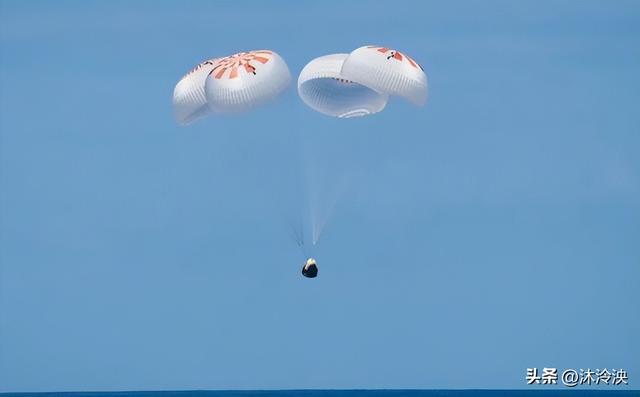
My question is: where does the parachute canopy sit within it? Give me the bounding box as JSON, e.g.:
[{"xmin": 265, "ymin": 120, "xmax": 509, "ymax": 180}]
[
  {"xmin": 297, "ymin": 54, "xmax": 388, "ymax": 118},
  {"xmin": 173, "ymin": 59, "xmax": 218, "ymax": 125},
  {"xmin": 341, "ymin": 45, "xmax": 428, "ymax": 106},
  {"xmin": 205, "ymin": 50, "xmax": 291, "ymax": 113},
  {"xmin": 173, "ymin": 46, "xmax": 427, "ymax": 122},
  {"xmin": 173, "ymin": 50, "xmax": 291, "ymax": 123},
  {"xmin": 298, "ymin": 45, "xmax": 428, "ymax": 117}
]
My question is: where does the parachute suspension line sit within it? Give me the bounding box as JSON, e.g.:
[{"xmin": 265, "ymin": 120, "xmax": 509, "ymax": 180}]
[
  {"xmin": 285, "ymin": 212, "xmax": 307, "ymax": 257},
  {"xmin": 287, "ymin": 219, "xmax": 303, "ymax": 248},
  {"xmin": 306, "ymin": 153, "xmax": 323, "ymax": 247},
  {"xmin": 300, "ymin": 226, "xmax": 309, "ymax": 258},
  {"xmin": 310, "ymin": 200, "xmax": 318, "ymax": 246},
  {"xmin": 309, "ymin": 168, "xmax": 352, "ymax": 247}
]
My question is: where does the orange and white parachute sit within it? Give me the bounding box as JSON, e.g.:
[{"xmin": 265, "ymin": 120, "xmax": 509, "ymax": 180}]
[
  {"xmin": 298, "ymin": 45, "xmax": 428, "ymax": 117},
  {"xmin": 205, "ymin": 50, "xmax": 291, "ymax": 113},
  {"xmin": 173, "ymin": 50, "xmax": 291, "ymax": 123},
  {"xmin": 173, "ymin": 46, "xmax": 427, "ymax": 122},
  {"xmin": 341, "ymin": 45, "xmax": 428, "ymax": 106}
]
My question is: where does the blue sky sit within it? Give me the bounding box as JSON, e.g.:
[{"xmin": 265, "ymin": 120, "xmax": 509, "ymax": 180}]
[{"xmin": 1, "ymin": 0, "xmax": 639, "ymax": 392}]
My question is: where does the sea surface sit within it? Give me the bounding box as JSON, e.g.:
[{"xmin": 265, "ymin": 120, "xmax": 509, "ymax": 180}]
[{"xmin": 1, "ymin": 391, "xmax": 637, "ymax": 397}]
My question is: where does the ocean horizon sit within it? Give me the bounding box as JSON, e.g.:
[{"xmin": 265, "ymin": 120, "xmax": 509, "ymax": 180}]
[{"xmin": 1, "ymin": 390, "xmax": 637, "ymax": 397}]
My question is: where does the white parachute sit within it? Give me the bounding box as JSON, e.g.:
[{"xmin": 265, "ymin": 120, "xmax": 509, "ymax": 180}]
[
  {"xmin": 298, "ymin": 45, "xmax": 428, "ymax": 117},
  {"xmin": 297, "ymin": 54, "xmax": 388, "ymax": 118},
  {"xmin": 174, "ymin": 46, "xmax": 426, "ymax": 121},
  {"xmin": 341, "ymin": 45, "xmax": 428, "ymax": 106},
  {"xmin": 172, "ymin": 50, "xmax": 291, "ymax": 122},
  {"xmin": 205, "ymin": 50, "xmax": 291, "ymax": 113},
  {"xmin": 172, "ymin": 59, "xmax": 219, "ymax": 125}
]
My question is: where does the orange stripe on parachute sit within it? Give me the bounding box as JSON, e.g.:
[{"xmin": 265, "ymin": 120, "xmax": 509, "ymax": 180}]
[
  {"xmin": 207, "ymin": 51, "xmax": 273, "ymax": 79},
  {"xmin": 252, "ymin": 56, "xmax": 269, "ymax": 64},
  {"xmin": 374, "ymin": 46, "xmax": 422, "ymax": 69}
]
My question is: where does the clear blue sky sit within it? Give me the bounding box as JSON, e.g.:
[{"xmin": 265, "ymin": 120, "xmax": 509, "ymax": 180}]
[{"xmin": 1, "ymin": 0, "xmax": 638, "ymax": 392}]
